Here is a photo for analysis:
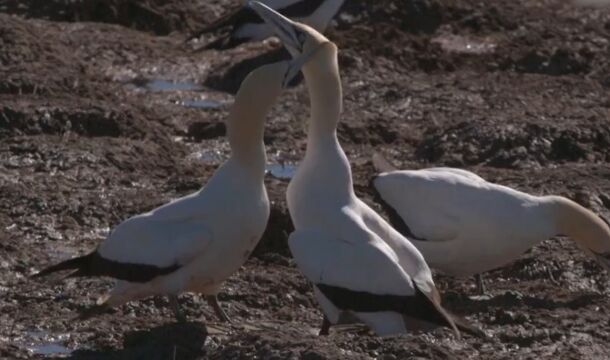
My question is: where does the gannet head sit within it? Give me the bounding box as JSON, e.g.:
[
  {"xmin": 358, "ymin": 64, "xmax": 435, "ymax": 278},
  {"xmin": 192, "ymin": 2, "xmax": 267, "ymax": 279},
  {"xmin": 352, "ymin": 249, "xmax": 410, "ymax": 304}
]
[
  {"xmin": 248, "ymin": 1, "xmax": 331, "ymax": 58},
  {"xmin": 547, "ymin": 196, "xmax": 610, "ymax": 272},
  {"xmin": 226, "ymin": 60, "xmax": 302, "ymax": 150}
]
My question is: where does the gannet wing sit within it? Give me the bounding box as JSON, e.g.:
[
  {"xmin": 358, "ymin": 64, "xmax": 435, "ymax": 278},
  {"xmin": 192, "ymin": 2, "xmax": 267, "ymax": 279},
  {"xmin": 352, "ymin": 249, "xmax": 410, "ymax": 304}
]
[
  {"xmin": 288, "ymin": 228, "xmax": 456, "ymax": 336},
  {"xmin": 98, "ymin": 213, "xmax": 212, "ymax": 271},
  {"xmin": 373, "ymin": 170, "xmax": 474, "ymax": 242}
]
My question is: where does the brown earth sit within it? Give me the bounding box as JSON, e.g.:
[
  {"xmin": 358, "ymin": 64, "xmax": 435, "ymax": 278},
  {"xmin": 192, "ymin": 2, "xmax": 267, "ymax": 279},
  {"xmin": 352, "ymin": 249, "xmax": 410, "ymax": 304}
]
[{"xmin": 1, "ymin": 0, "xmax": 609, "ymax": 358}]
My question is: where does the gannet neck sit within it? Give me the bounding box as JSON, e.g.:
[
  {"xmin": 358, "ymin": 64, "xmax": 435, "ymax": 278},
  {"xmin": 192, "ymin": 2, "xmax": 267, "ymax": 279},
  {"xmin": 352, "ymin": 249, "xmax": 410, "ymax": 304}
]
[
  {"xmin": 225, "ymin": 62, "xmax": 286, "ymax": 175},
  {"xmin": 302, "ymin": 43, "xmax": 342, "ymax": 145},
  {"xmin": 227, "ymin": 101, "xmax": 267, "ymax": 176},
  {"xmin": 545, "ymin": 195, "xmax": 610, "ymax": 255},
  {"xmin": 298, "ymin": 42, "xmax": 353, "ymax": 196}
]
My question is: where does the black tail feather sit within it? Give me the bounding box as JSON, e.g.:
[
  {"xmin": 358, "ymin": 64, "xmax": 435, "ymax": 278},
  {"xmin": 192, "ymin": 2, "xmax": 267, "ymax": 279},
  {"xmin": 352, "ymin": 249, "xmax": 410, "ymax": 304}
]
[
  {"xmin": 449, "ymin": 311, "xmax": 486, "ymax": 338},
  {"xmin": 31, "ymin": 252, "xmax": 94, "ymax": 278}
]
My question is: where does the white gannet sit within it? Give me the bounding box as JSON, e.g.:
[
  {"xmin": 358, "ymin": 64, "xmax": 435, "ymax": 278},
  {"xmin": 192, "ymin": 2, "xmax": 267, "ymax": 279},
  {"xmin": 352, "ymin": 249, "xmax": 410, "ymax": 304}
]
[
  {"xmin": 249, "ymin": 1, "xmax": 482, "ymax": 338},
  {"xmin": 189, "ymin": 0, "xmax": 345, "ymax": 50},
  {"xmin": 32, "ymin": 59, "xmax": 306, "ymax": 322},
  {"xmin": 371, "ymin": 154, "xmax": 610, "ymax": 293}
]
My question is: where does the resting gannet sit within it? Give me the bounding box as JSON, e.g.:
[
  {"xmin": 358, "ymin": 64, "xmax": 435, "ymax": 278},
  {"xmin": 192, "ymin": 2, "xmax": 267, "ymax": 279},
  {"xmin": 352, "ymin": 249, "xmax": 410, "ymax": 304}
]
[
  {"xmin": 372, "ymin": 154, "xmax": 610, "ymax": 293},
  {"xmin": 189, "ymin": 0, "xmax": 345, "ymax": 50},
  {"xmin": 249, "ymin": 1, "xmax": 482, "ymax": 338},
  {"xmin": 32, "ymin": 59, "xmax": 306, "ymax": 322}
]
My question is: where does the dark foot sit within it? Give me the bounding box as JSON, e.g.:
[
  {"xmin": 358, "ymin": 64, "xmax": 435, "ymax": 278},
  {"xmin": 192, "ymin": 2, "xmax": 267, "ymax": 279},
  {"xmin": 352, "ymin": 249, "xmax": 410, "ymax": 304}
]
[
  {"xmin": 206, "ymin": 295, "xmax": 231, "ymax": 323},
  {"xmin": 319, "ymin": 315, "xmax": 331, "ymax": 336},
  {"xmin": 475, "ymin": 274, "xmax": 486, "ymax": 295},
  {"xmin": 169, "ymin": 295, "xmax": 186, "ymax": 323}
]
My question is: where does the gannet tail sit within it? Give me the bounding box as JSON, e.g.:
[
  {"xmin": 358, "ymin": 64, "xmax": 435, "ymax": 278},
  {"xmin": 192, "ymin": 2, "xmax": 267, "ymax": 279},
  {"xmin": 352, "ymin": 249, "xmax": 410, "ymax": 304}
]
[
  {"xmin": 450, "ymin": 311, "xmax": 487, "ymax": 338},
  {"xmin": 31, "ymin": 252, "xmax": 94, "ymax": 278},
  {"xmin": 425, "ymin": 286, "xmax": 485, "ymax": 338}
]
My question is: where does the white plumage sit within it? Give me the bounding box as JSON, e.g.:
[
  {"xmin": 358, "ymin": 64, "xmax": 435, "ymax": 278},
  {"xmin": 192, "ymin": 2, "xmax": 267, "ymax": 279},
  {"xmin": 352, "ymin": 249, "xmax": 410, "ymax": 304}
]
[
  {"xmin": 249, "ymin": 1, "xmax": 480, "ymax": 337},
  {"xmin": 33, "ymin": 61, "xmax": 299, "ymax": 321},
  {"xmin": 372, "ymin": 154, "xmax": 610, "ymax": 281}
]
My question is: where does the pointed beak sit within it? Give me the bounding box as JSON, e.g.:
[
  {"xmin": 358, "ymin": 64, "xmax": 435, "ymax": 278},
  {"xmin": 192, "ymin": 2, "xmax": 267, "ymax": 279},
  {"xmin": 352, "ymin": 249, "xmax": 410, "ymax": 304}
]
[
  {"xmin": 282, "ymin": 55, "xmax": 308, "ymax": 88},
  {"xmin": 248, "ymin": 1, "xmax": 303, "ymax": 57}
]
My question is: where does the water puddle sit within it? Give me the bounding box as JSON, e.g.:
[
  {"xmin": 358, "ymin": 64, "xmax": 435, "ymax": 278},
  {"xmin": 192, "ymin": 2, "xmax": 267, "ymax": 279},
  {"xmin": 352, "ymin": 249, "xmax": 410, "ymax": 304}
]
[
  {"xmin": 125, "ymin": 77, "xmax": 229, "ymax": 110},
  {"xmin": 17, "ymin": 330, "xmax": 72, "ymax": 357},
  {"xmin": 188, "ymin": 140, "xmax": 231, "ymax": 165},
  {"xmin": 432, "ymin": 34, "xmax": 497, "ymax": 55},
  {"xmin": 180, "ymin": 98, "xmax": 224, "ymax": 109},
  {"xmin": 144, "ymin": 79, "xmax": 202, "ymax": 92},
  {"xmin": 266, "ymin": 163, "xmax": 298, "ymax": 180}
]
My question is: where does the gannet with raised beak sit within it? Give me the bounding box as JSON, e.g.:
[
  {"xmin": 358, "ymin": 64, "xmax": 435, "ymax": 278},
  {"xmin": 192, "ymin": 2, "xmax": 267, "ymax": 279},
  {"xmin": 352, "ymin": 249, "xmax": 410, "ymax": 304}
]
[
  {"xmin": 189, "ymin": 0, "xmax": 345, "ymax": 49},
  {"xmin": 32, "ymin": 59, "xmax": 306, "ymax": 322},
  {"xmin": 249, "ymin": 1, "xmax": 482, "ymax": 337},
  {"xmin": 371, "ymin": 154, "xmax": 610, "ymax": 293}
]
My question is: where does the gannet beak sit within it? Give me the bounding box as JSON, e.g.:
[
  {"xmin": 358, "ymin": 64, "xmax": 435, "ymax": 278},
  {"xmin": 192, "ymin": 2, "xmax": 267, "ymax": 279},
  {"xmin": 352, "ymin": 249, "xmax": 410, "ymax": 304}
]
[
  {"xmin": 248, "ymin": 1, "xmax": 303, "ymax": 57},
  {"xmin": 283, "ymin": 60, "xmax": 302, "ymax": 88},
  {"xmin": 282, "ymin": 47, "xmax": 317, "ymax": 88}
]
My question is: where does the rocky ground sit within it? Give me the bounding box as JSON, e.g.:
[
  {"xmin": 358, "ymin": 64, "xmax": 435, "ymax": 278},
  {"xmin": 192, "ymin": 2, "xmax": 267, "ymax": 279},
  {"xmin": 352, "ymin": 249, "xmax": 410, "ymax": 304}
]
[{"xmin": 0, "ymin": 0, "xmax": 609, "ymax": 358}]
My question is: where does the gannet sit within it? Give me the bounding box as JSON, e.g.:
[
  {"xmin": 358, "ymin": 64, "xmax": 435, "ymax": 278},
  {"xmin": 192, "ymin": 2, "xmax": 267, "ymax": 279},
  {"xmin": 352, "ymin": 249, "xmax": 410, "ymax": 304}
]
[
  {"xmin": 371, "ymin": 154, "xmax": 610, "ymax": 293},
  {"xmin": 32, "ymin": 59, "xmax": 306, "ymax": 322},
  {"xmin": 189, "ymin": 0, "xmax": 345, "ymax": 50},
  {"xmin": 249, "ymin": 1, "xmax": 482, "ymax": 337}
]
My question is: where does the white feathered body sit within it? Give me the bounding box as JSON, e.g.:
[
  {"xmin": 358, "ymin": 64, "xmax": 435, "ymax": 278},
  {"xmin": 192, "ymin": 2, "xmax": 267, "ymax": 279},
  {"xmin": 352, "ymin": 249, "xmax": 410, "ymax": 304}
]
[
  {"xmin": 99, "ymin": 158, "xmax": 269, "ymax": 304},
  {"xmin": 374, "ymin": 168, "xmax": 556, "ymax": 277},
  {"xmin": 287, "ymin": 143, "xmax": 437, "ymax": 335}
]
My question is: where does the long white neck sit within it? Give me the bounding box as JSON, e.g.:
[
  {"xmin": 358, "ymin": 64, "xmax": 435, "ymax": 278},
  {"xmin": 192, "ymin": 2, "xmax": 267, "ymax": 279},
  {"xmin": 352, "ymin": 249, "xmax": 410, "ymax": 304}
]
[
  {"xmin": 226, "ymin": 109, "xmax": 266, "ymax": 179},
  {"xmin": 223, "ymin": 63, "xmax": 286, "ymax": 180},
  {"xmin": 300, "ymin": 45, "xmax": 353, "ymax": 197}
]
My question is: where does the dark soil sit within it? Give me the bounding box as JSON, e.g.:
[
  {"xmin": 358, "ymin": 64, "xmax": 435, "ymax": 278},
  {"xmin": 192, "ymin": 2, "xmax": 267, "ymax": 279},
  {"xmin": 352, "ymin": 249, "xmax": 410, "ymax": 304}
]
[{"xmin": 1, "ymin": 0, "xmax": 609, "ymax": 358}]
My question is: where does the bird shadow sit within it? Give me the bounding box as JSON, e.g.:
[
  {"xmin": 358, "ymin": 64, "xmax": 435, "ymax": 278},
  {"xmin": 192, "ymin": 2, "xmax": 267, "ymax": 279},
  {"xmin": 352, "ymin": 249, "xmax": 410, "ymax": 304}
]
[
  {"xmin": 204, "ymin": 47, "xmax": 303, "ymax": 95},
  {"xmin": 443, "ymin": 291, "xmax": 605, "ymax": 317},
  {"xmin": 67, "ymin": 322, "xmax": 208, "ymax": 360}
]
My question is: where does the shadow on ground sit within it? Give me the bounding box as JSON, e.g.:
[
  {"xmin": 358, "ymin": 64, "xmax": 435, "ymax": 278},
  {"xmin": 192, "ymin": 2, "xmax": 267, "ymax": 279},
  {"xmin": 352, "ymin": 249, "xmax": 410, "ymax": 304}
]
[{"xmin": 69, "ymin": 322, "xmax": 207, "ymax": 360}]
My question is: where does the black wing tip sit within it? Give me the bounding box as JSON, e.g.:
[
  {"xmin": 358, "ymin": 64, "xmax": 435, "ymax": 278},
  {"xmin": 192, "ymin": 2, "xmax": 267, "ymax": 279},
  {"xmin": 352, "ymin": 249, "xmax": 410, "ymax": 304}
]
[
  {"xmin": 31, "ymin": 252, "xmax": 94, "ymax": 279},
  {"xmin": 315, "ymin": 283, "xmax": 478, "ymax": 337},
  {"xmin": 451, "ymin": 313, "xmax": 487, "ymax": 338}
]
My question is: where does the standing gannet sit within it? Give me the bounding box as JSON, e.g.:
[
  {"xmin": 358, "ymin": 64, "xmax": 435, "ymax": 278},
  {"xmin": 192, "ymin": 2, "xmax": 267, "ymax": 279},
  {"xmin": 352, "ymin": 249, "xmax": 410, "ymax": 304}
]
[
  {"xmin": 249, "ymin": 2, "xmax": 482, "ymax": 337},
  {"xmin": 189, "ymin": 0, "xmax": 345, "ymax": 50},
  {"xmin": 371, "ymin": 154, "xmax": 610, "ymax": 293},
  {"xmin": 32, "ymin": 60, "xmax": 306, "ymax": 322}
]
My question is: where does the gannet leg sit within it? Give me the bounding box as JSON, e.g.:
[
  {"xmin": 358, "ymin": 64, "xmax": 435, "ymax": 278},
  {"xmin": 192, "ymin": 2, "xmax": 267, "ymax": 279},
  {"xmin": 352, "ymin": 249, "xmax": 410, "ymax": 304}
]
[
  {"xmin": 206, "ymin": 295, "xmax": 230, "ymax": 323},
  {"xmin": 169, "ymin": 295, "xmax": 186, "ymax": 323},
  {"xmin": 319, "ymin": 315, "xmax": 331, "ymax": 336},
  {"xmin": 475, "ymin": 273, "xmax": 486, "ymax": 295}
]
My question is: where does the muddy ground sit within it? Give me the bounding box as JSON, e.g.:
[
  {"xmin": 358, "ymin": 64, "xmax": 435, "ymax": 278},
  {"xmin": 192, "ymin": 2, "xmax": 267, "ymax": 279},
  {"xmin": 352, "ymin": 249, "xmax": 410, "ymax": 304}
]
[{"xmin": 0, "ymin": 0, "xmax": 609, "ymax": 358}]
